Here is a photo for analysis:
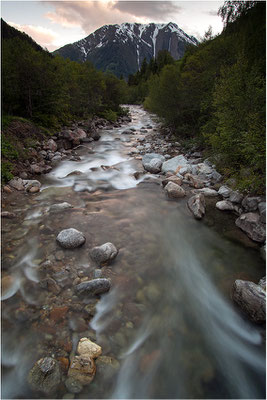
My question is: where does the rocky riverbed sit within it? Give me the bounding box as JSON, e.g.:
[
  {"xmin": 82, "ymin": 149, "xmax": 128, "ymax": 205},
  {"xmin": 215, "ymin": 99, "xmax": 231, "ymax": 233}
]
[{"xmin": 1, "ymin": 106, "xmax": 266, "ymax": 399}]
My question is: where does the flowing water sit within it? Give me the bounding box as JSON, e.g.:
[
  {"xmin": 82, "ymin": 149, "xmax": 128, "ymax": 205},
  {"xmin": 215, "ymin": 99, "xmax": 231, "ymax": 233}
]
[{"xmin": 1, "ymin": 106, "xmax": 266, "ymax": 399}]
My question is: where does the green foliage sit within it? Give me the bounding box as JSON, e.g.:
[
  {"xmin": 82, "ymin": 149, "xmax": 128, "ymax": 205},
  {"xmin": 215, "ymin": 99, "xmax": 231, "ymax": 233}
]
[
  {"xmin": 142, "ymin": 1, "xmax": 265, "ymax": 193},
  {"xmin": 1, "ymin": 134, "xmax": 19, "ymax": 159},
  {"xmin": 1, "ymin": 161, "xmax": 14, "ymax": 183},
  {"xmin": 99, "ymin": 109, "xmax": 117, "ymax": 122}
]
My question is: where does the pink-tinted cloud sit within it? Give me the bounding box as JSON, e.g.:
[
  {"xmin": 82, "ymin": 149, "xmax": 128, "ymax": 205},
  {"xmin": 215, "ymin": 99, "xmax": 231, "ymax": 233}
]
[
  {"xmin": 8, "ymin": 21, "xmax": 58, "ymax": 49},
  {"xmin": 45, "ymin": 1, "xmax": 182, "ymax": 34}
]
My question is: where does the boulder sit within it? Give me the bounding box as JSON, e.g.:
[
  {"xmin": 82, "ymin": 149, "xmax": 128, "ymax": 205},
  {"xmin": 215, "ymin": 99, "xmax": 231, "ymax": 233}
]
[
  {"xmin": 229, "ymin": 191, "xmax": 243, "ymax": 203},
  {"xmin": 122, "ymin": 130, "xmax": 133, "ymax": 135},
  {"xmin": 77, "ymin": 338, "xmax": 102, "ymax": 359},
  {"xmin": 143, "ymin": 158, "xmax": 163, "ymax": 173},
  {"xmin": 28, "ymin": 357, "xmax": 61, "ymax": 395},
  {"xmin": 184, "ymin": 173, "xmax": 204, "ymax": 189},
  {"xmin": 242, "ymin": 196, "xmax": 262, "ymax": 212},
  {"xmin": 56, "ymin": 228, "xmax": 86, "ymax": 249},
  {"xmin": 258, "ymin": 202, "xmax": 266, "ymax": 224},
  {"xmin": 258, "ymin": 276, "xmax": 266, "ymax": 290},
  {"xmin": 235, "ymin": 213, "xmax": 266, "ymax": 243},
  {"xmin": 162, "ymin": 175, "xmax": 182, "ymax": 187},
  {"xmin": 49, "ymin": 202, "xmax": 73, "ymax": 213},
  {"xmin": 30, "ymin": 163, "xmax": 45, "ymax": 175},
  {"xmin": 164, "ymin": 182, "xmax": 186, "ymax": 199},
  {"xmin": 218, "ymin": 185, "xmax": 232, "ymax": 198},
  {"xmin": 188, "ymin": 194, "xmax": 206, "ymax": 219},
  {"xmin": 142, "ymin": 153, "xmax": 165, "ymax": 169},
  {"xmin": 46, "ymin": 139, "xmax": 57, "ymax": 152},
  {"xmin": 232, "ymin": 279, "xmax": 266, "ymax": 323},
  {"xmin": 8, "ymin": 178, "xmax": 24, "ymax": 191},
  {"xmin": 162, "ymin": 155, "xmax": 188, "ymax": 173},
  {"xmin": 216, "ymin": 200, "xmax": 235, "ymax": 211},
  {"xmin": 75, "ymin": 279, "xmax": 111, "ymax": 296},
  {"xmin": 192, "ymin": 188, "xmax": 218, "ymax": 197},
  {"xmin": 23, "ymin": 179, "xmax": 41, "ymax": 192},
  {"xmin": 90, "ymin": 242, "xmax": 118, "ymax": 265}
]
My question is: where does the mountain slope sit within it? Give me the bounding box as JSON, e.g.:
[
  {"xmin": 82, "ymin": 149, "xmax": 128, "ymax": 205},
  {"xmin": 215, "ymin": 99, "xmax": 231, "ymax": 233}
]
[{"xmin": 54, "ymin": 22, "xmax": 198, "ymax": 77}]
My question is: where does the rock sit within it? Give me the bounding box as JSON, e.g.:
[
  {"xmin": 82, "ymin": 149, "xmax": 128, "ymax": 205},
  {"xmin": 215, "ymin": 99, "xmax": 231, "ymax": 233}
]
[
  {"xmin": 90, "ymin": 242, "xmax": 118, "ymax": 265},
  {"xmin": 70, "ymin": 128, "xmax": 87, "ymax": 145},
  {"xmin": 260, "ymin": 244, "xmax": 266, "ymax": 260},
  {"xmin": 184, "ymin": 174, "xmax": 204, "ymax": 189},
  {"xmin": 95, "ymin": 356, "xmax": 120, "ymax": 380},
  {"xmin": 94, "ymin": 269, "xmax": 102, "ymax": 278},
  {"xmin": 46, "ymin": 139, "xmax": 57, "ymax": 152},
  {"xmin": 142, "ymin": 153, "xmax": 165, "ymax": 170},
  {"xmin": 1, "ymin": 211, "xmax": 16, "ymax": 218},
  {"xmin": 30, "ymin": 164, "xmax": 44, "ymax": 174},
  {"xmin": 143, "ymin": 158, "xmax": 163, "ymax": 173},
  {"xmin": 122, "ymin": 130, "xmax": 133, "ymax": 135},
  {"xmin": 162, "ymin": 175, "xmax": 182, "ymax": 187},
  {"xmin": 242, "ymin": 196, "xmax": 262, "ymax": 212},
  {"xmin": 216, "ymin": 200, "xmax": 235, "ymax": 211},
  {"xmin": 28, "ymin": 357, "xmax": 61, "ymax": 395},
  {"xmin": 75, "ymin": 279, "xmax": 111, "ymax": 296},
  {"xmin": 8, "ymin": 178, "xmax": 24, "ymax": 191},
  {"xmin": 258, "ymin": 277, "xmax": 266, "ymax": 290},
  {"xmin": 218, "ymin": 185, "xmax": 232, "ymax": 198},
  {"xmin": 77, "ymin": 338, "xmax": 102, "ymax": 359},
  {"xmin": 188, "ymin": 194, "xmax": 206, "ymax": 219},
  {"xmin": 65, "ymin": 377, "xmax": 83, "ymax": 394},
  {"xmin": 23, "ymin": 179, "xmax": 41, "ymax": 192},
  {"xmin": 210, "ymin": 170, "xmax": 223, "ymax": 183},
  {"xmin": 229, "ymin": 191, "xmax": 243, "ymax": 204},
  {"xmin": 235, "ymin": 213, "xmax": 266, "ymax": 243},
  {"xmin": 49, "ymin": 202, "xmax": 73, "ymax": 213},
  {"xmin": 192, "ymin": 188, "xmax": 218, "ymax": 197},
  {"xmin": 56, "ymin": 228, "xmax": 86, "ymax": 249},
  {"xmin": 164, "ymin": 181, "xmax": 186, "ymax": 199},
  {"xmin": 232, "ymin": 280, "xmax": 266, "ymax": 323},
  {"xmin": 20, "ymin": 171, "xmax": 28, "ymax": 179},
  {"xmin": 162, "ymin": 155, "xmax": 188, "ymax": 173},
  {"xmin": 258, "ymin": 202, "xmax": 266, "ymax": 224},
  {"xmin": 29, "ymin": 186, "xmax": 40, "ymax": 193},
  {"xmin": 67, "ymin": 356, "xmax": 96, "ymax": 385},
  {"xmin": 3, "ymin": 185, "xmax": 13, "ymax": 193}
]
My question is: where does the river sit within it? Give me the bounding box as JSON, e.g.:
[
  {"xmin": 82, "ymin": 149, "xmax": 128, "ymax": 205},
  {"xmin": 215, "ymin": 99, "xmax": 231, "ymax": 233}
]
[{"xmin": 1, "ymin": 106, "xmax": 265, "ymax": 399}]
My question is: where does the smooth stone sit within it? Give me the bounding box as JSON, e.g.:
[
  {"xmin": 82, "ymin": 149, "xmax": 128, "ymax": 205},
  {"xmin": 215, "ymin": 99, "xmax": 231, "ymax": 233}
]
[
  {"xmin": 162, "ymin": 155, "xmax": 188, "ymax": 173},
  {"xmin": 188, "ymin": 194, "xmax": 206, "ymax": 219},
  {"xmin": 1, "ymin": 211, "xmax": 16, "ymax": 218},
  {"xmin": 23, "ymin": 179, "xmax": 41, "ymax": 192},
  {"xmin": 89, "ymin": 242, "xmax": 118, "ymax": 265},
  {"xmin": 164, "ymin": 181, "xmax": 186, "ymax": 199},
  {"xmin": 77, "ymin": 337, "xmax": 102, "ymax": 359},
  {"xmin": 49, "ymin": 202, "xmax": 73, "ymax": 212},
  {"xmin": 218, "ymin": 185, "xmax": 232, "ymax": 198},
  {"xmin": 232, "ymin": 279, "xmax": 266, "ymax": 323},
  {"xmin": 235, "ymin": 213, "xmax": 266, "ymax": 243},
  {"xmin": 8, "ymin": 178, "xmax": 24, "ymax": 191},
  {"xmin": 28, "ymin": 357, "xmax": 61, "ymax": 395},
  {"xmin": 162, "ymin": 175, "xmax": 182, "ymax": 187},
  {"xmin": 216, "ymin": 200, "xmax": 234, "ymax": 211},
  {"xmin": 56, "ymin": 228, "xmax": 85, "ymax": 249},
  {"xmin": 143, "ymin": 158, "xmax": 163, "ymax": 174},
  {"xmin": 75, "ymin": 279, "xmax": 111, "ymax": 296},
  {"xmin": 192, "ymin": 188, "xmax": 218, "ymax": 197}
]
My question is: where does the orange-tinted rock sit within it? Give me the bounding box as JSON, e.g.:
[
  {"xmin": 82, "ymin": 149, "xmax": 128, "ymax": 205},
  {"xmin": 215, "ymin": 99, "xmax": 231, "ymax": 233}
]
[
  {"xmin": 58, "ymin": 357, "xmax": 69, "ymax": 372},
  {"xmin": 68, "ymin": 355, "xmax": 96, "ymax": 385},
  {"xmin": 50, "ymin": 306, "xmax": 69, "ymax": 323}
]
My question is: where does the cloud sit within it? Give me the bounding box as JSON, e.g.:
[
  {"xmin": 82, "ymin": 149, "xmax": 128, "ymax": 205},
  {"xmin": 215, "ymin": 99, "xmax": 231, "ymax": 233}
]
[
  {"xmin": 206, "ymin": 10, "xmax": 219, "ymax": 17},
  {"xmin": 45, "ymin": 1, "xmax": 182, "ymax": 34},
  {"xmin": 8, "ymin": 21, "xmax": 58, "ymax": 48}
]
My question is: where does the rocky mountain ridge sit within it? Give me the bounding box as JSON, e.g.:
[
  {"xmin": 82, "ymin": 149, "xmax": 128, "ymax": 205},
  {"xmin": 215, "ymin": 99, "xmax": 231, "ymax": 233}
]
[{"xmin": 54, "ymin": 22, "xmax": 198, "ymax": 77}]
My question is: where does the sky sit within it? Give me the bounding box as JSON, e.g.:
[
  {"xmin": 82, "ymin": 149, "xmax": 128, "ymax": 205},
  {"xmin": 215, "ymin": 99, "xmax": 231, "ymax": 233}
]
[{"xmin": 1, "ymin": 1, "xmax": 225, "ymax": 51}]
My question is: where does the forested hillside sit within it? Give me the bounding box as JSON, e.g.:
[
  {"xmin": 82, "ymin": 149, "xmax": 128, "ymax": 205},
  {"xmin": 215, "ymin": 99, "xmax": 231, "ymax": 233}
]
[{"xmin": 130, "ymin": 1, "xmax": 266, "ymax": 193}]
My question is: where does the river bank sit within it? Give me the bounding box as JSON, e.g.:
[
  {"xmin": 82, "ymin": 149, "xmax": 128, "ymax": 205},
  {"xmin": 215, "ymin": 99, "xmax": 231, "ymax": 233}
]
[{"xmin": 1, "ymin": 105, "xmax": 266, "ymax": 399}]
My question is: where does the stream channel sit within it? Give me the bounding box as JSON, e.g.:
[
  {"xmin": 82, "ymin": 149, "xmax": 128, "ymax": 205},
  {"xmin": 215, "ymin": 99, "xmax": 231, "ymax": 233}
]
[{"xmin": 1, "ymin": 106, "xmax": 266, "ymax": 399}]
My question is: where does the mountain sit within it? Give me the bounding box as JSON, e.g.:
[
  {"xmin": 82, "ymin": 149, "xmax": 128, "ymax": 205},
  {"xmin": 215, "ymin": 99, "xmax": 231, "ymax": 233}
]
[
  {"xmin": 1, "ymin": 19, "xmax": 51, "ymax": 56},
  {"xmin": 54, "ymin": 22, "xmax": 198, "ymax": 77}
]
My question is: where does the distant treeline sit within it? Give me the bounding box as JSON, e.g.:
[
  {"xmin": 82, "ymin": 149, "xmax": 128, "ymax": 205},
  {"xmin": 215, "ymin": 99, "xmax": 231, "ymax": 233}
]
[
  {"xmin": 128, "ymin": 1, "xmax": 266, "ymax": 193},
  {"xmin": 1, "ymin": 19, "xmax": 128, "ymax": 127}
]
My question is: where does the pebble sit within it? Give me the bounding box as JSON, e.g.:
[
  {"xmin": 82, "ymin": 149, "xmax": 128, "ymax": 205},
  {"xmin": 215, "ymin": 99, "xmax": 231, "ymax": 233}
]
[
  {"xmin": 90, "ymin": 242, "xmax": 118, "ymax": 265},
  {"xmin": 56, "ymin": 228, "xmax": 86, "ymax": 249}
]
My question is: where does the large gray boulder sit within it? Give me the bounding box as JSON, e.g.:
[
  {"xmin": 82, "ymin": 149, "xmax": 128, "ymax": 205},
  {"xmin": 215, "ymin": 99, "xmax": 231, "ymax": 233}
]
[
  {"xmin": 229, "ymin": 190, "xmax": 243, "ymax": 204},
  {"xmin": 216, "ymin": 200, "xmax": 234, "ymax": 211},
  {"xmin": 75, "ymin": 279, "xmax": 111, "ymax": 296},
  {"xmin": 188, "ymin": 194, "xmax": 206, "ymax": 219},
  {"xmin": 28, "ymin": 357, "xmax": 61, "ymax": 395},
  {"xmin": 218, "ymin": 185, "xmax": 232, "ymax": 198},
  {"xmin": 90, "ymin": 242, "xmax": 118, "ymax": 265},
  {"xmin": 192, "ymin": 188, "xmax": 218, "ymax": 197},
  {"xmin": 142, "ymin": 153, "xmax": 165, "ymax": 170},
  {"xmin": 242, "ymin": 195, "xmax": 262, "ymax": 212},
  {"xmin": 235, "ymin": 213, "xmax": 266, "ymax": 243},
  {"xmin": 56, "ymin": 228, "xmax": 86, "ymax": 249},
  {"xmin": 162, "ymin": 155, "xmax": 188, "ymax": 173},
  {"xmin": 164, "ymin": 182, "xmax": 186, "ymax": 199},
  {"xmin": 232, "ymin": 279, "xmax": 266, "ymax": 323}
]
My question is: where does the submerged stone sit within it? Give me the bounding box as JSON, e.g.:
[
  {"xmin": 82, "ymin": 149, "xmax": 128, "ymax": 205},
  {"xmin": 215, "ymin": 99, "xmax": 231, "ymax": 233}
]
[
  {"xmin": 56, "ymin": 228, "xmax": 85, "ymax": 249},
  {"xmin": 28, "ymin": 357, "xmax": 61, "ymax": 395},
  {"xmin": 75, "ymin": 278, "xmax": 111, "ymax": 296}
]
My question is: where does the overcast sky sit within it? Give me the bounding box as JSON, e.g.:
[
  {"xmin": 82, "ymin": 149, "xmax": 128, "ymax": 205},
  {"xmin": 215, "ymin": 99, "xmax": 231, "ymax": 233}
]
[{"xmin": 1, "ymin": 1, "xmax": 225, "ymax": 51}]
